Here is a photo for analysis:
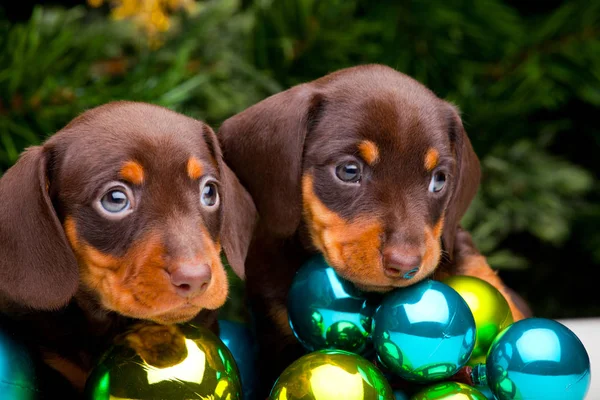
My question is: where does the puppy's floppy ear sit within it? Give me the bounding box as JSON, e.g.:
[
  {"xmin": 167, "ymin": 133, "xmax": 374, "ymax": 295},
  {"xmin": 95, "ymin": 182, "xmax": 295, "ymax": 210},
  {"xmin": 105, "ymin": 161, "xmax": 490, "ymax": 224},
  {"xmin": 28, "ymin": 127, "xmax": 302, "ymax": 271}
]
[
  {"xmin": 202, "ymin": 125, "xmax": 257, "ymax": 279},
  {"xmin": 442, "ymin": 104, "xmax": 481, "ymax": 258},
  {"xmin": 218, "ymin": 84, "xmax": 322, "ymax": 237},
  {"xmin": 0, "ymin": 146, "xmax": 79, "ymax": 309}
]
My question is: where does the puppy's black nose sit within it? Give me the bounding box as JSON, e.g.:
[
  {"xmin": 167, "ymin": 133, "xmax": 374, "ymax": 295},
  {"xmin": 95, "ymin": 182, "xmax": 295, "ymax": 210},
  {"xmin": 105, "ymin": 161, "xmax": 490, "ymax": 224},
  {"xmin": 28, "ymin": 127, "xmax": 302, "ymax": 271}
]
[
  {"xmin": 383, "ymin": 249, "xmax": 422, "ymax": 279},
  {"xmin": 170, "ymin": 263, "xmax": 212, "ymax": 297}
]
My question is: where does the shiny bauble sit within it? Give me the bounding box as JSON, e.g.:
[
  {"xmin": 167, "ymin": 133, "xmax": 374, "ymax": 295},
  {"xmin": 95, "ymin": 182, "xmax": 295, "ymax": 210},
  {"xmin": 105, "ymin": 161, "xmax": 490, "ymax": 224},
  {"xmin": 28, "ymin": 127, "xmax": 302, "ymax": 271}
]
[
  {"xmin": 0, "ymin": 326, "xmax": 38, "ymax": 399},
  {"xmin": 473, "ymin": 318, "xmax": 590, "ymax": 400},
  {"xmin": 269, "ymin": 349, "xmax": 394, "ymax": 400},
  {"xmin": 442, "ymin": 276, "xmax": 513, "ymax": 366},
  {"xmin": 218, "ymin": 319, "xmax": 258, "ymax": 400},
  {"xmin": 411, "ymin": 382, "xmax": 488, "ymax": 400},
  {"xmin": 372, "ymin": 280, "xmax": 476, "ymax": 382},
  {"xmin": 288, "ymin": 254, "xmax": 378, "ymax": 355},
  {"xmin": 85, "ymin": 322, "xmax": 241, "ymax": 399}
]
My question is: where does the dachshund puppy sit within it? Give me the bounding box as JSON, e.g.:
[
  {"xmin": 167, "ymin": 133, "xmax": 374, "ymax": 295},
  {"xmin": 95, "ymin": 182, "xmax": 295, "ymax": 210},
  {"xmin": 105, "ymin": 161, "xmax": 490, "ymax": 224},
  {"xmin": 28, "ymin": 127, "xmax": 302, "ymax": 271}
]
[
  {"xmin": 218, "ymin": 64, "xmax": 531, "ymax": 394},
  {"xmin": 0, "ymin": 101, "xmax": 256, "ymax": 397}
]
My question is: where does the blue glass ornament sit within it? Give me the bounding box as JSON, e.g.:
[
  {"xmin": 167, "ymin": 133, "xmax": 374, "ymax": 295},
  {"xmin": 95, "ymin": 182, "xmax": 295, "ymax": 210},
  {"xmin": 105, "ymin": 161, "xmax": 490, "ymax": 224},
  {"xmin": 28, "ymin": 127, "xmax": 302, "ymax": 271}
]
[
  {"xmin": 287, "ymin": 254, "xmax": 379, "ymax": 355},
  {"xmin": 218, "ymin": 320, "xmax": 258, "ymax": 400},
  {"xmin": 372, "ymin": 280, "xmax": 476, "ymax": 382},
  {"xmin": 472, "ymin": 318, "xmax": 590, "ymax": 400}
]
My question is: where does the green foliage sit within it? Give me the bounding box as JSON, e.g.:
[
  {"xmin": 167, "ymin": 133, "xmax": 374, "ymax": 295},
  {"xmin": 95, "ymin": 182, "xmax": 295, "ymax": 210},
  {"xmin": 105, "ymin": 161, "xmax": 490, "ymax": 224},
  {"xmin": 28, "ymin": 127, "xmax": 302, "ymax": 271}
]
[
  {"xmin": 1, "ymin": 0, "xmax": 599, "ymax": 317},
  {"xmin": 0, "ymin": 0, "xmax": 279, "ymax": 172}
]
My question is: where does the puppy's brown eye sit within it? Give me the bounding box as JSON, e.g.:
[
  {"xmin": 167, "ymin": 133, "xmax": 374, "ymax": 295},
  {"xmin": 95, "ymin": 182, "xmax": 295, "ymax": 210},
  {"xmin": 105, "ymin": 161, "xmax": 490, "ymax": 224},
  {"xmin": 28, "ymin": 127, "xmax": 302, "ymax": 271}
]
[
  {"xmin": 335, "ymin": 161, "xmax": 362, "ymax": 183},
  {"xmin": 429, "ymin": 171, "xmax": 446, "ymax": 193},
  {"xmin": 200, "ymin": 179, "xmax": 219, "ymax": 209},
  {"xmin": 101, "ymin": 190, "xmax": 131, "ymax": 213}
]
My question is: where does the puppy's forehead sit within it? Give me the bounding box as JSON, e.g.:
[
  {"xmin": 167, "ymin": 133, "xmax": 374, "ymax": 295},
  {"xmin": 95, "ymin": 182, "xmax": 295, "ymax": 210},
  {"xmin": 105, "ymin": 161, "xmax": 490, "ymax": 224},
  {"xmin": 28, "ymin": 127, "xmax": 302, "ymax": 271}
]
[
  {"xmin": 50, "ymin": 102, "xmax": 216, "ymax": 191},
  {"xmin": 315, "ymin": 88, "xmax": 451, "ymax": 162}
]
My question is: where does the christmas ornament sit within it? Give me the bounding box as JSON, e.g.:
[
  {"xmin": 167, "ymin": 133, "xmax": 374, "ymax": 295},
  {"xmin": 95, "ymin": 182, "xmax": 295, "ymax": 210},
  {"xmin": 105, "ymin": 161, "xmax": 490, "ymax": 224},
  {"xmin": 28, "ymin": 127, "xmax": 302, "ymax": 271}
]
[
  {"xmin": 269, "ymin": 349, "xmax": 394, "ymax": 400},
  {"xmin": 288, "ymin": 254, "xmax": 378, "ymax": 355},
  {"xmin": 0, "ymin": 326, "xmax": 38, "ymax": 400},
  {"xmin": 411, "ymin": 382, "xmax": 487, "ymax": 400},
  {"xmin": 372, "ymin": 280, "xmax": 476, "ymax": 382},
  {"xmin": 472, "ymin": 318, "xmax": 590, "ymax": 400},
  {"xmin": 218, "ymin": 319, "xmax": 258, "ymax": 400},
  {"xmin": 442, "ymin": 276, "xmax": 513, "ymax": 366},
  {"xmin": 85, "ymin": 322, "xmax": 241, "ymax": 399}
]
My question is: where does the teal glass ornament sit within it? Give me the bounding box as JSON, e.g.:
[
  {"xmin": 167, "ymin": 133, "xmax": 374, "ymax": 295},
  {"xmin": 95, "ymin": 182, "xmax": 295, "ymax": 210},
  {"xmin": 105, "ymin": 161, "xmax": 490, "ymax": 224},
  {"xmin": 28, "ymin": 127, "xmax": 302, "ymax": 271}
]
[
  {"xmin": 394, "ymin": 389, "xmax": 410, "ymax": 400},
  {"xmin": 218, "ymin": 320, "xmax": 258, "ymax": 400},
  {"xmin": 0, "ymin": 327, "xmax": 38, "ymax": 400},
  {"xmin": 287, "ymin": 254, "xmax": 379, "ymax": 355},
  {"xmin": 472, "ymin": 318, "xmax": 590, "ymax": 400},
  {"xmin": 372, "ymin": 280, "xmax": 476, "ymax": 382}
]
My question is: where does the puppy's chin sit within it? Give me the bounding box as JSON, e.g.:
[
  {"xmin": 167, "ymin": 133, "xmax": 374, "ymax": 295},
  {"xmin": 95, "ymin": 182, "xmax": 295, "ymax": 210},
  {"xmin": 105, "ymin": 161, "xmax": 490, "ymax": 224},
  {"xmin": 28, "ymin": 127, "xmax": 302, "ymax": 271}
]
[
  {"xmin": 326, "ymin": 255, "xmax": 437, "ymax": 294},
  {"xmin": 148, "ymin": 307, "xmax": 202, "ymax": 325}
]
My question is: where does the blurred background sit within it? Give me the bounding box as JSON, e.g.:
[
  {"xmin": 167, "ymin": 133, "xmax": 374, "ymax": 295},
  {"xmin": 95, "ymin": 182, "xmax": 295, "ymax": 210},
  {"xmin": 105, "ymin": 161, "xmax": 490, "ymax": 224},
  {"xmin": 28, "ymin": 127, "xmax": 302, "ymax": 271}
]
[{"xmin": 1, "ymin": 0, "xmax": 598, "ymax": 320}]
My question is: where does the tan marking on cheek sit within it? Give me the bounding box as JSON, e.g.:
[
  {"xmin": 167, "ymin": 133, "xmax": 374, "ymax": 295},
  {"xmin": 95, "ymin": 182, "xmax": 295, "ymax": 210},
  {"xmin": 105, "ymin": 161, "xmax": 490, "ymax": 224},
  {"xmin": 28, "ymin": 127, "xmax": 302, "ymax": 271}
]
[
  {"xmin": 186, "ymin": 157, "xmax": 204, "ymax": 180},
  {"xmin": 120, "ymin": 161, "xmax": 145, "ymax": 185},
  {"xmin": 66, "ymin": 216, "xmax": 226, "ymax": 322},
  {"xmin": 191, "ymin": 225, "xmax": 229, "ymax": 311},
  {"xmin": 433, "ymin": 216, "xmax": 444, "ymax": 239},
  {"xmin": 422, "ymin": 221, "xmax": 443, "ymax": 277},
  {"xmin": 425, "ymin": 148, "xmax": 440, "ymax": 171},
  {"xmin": 358, "ymin": 140, "xmax": 380, "ymax": 165},
  {"xmin": 302, "ymin": 174, "xmax": 385, "ymax": 284}
]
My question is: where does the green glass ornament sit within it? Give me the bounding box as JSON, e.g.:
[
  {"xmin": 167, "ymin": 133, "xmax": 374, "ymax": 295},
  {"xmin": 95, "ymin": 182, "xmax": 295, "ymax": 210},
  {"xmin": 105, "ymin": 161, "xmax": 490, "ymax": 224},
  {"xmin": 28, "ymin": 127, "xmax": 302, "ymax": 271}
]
[
  {"xmin": 269, "ymin": 349, "xmax": 394, "ymax": 400},
  {"xmin": 85, "ymin": 322, "xmax": 241, "ymax": 399},
  {"xmin": 442, "ymin": 276, "xmax": 513, "ymax": 366},
  {"xmin": 411, "ymin": 382, "xmax": 488, "ymax": 400}
]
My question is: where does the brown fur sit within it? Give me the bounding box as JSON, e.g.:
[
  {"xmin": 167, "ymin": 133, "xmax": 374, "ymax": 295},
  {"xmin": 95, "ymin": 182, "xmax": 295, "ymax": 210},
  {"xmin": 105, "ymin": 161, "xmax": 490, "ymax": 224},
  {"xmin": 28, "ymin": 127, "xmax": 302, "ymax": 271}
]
[
  {"xmin": 218, "ymin": 64, "xmax": 531, "ymax": 395},
  {"xmin": 0, "ymin": 101, "xmax": 257, "ymax": 397}
]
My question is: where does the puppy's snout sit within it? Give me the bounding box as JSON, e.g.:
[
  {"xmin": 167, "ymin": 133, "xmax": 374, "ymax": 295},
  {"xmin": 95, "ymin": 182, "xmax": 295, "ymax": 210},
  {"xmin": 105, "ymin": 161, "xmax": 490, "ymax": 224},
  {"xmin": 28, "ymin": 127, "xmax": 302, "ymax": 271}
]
[
  {"xmin": 383, "ymin": 248, "xmax": 422, "ymax": 279},
  {"xmin": 169, "ymin": 263, "xmax": 212, "ymax": 297}
]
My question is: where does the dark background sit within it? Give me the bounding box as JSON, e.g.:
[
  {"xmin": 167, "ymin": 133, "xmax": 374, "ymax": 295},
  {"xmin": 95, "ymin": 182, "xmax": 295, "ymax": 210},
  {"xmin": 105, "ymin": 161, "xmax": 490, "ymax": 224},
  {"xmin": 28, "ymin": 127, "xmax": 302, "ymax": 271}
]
[{"xmin": 1, "ymin": 0, "xmax": 598, "ymax": 320}]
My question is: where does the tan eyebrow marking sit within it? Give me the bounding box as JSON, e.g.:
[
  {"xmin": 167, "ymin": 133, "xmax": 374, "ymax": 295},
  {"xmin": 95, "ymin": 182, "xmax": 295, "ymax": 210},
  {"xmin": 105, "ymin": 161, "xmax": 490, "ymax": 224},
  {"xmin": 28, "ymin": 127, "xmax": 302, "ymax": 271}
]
[
  {"xmin": 358, "ymin": 140, "xmax": 380, "ymax": 165},
  {"xmin": 424, "ymin": 148, "xmax": 439, "ymax": 171},
  {"xmin": 187, "ymin": 157, "xmax": 204, "ymax": 180},
  {"xmin": 119, "ymin": 161, "xmax": 144, "ymax": 185}
]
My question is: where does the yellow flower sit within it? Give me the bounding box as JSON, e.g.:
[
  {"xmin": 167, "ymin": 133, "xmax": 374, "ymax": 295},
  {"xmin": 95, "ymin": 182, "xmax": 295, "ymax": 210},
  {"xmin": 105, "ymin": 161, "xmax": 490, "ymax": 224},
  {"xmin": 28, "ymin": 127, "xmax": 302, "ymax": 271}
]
[{"xmin": 88, "ymin": 0, "xmax": 198, "ymax": 44}]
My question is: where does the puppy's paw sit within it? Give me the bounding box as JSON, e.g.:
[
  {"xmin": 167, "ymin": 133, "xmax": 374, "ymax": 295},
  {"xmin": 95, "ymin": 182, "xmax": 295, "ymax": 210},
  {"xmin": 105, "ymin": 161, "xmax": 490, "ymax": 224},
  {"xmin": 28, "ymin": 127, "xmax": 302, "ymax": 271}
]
[{"xmin": 123, "ymin": 323, "xmax": 188, "ymax": 368}]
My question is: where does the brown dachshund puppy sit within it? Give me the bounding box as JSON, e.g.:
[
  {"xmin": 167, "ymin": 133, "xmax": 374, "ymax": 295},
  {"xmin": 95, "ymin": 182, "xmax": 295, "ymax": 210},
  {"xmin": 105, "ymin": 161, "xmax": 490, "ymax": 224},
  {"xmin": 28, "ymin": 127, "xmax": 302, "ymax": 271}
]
[
  {"xmin": 218, "ymin": 64, "xmax": 531, "ymax": 394},
  {"xmin": 0, "ymin": 101, "xmax": 256, "ymax": 397}
]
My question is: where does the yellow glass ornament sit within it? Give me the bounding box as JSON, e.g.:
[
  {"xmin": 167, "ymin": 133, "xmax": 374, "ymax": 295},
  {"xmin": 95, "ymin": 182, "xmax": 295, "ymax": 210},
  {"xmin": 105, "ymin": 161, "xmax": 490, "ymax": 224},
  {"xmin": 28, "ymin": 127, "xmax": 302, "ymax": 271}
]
[
  {"xmin": 442, "ymin": 276, "xmax": 513, "ymax": 365},
  {"xmin": 269, "ymin": 349, "xmax": 394, "ymax": 400},
  {"xmin": 85, "ymin": 322, "xmax": 241, "ymax": 399}
]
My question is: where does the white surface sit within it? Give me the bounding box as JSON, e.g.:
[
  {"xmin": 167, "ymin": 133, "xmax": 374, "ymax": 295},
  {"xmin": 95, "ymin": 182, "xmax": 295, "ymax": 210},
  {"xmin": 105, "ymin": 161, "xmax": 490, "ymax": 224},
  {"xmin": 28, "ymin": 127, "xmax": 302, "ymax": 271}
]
[{"xmin": 558, "ymin": 318, "xmax": 600, "ymax": 400}]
